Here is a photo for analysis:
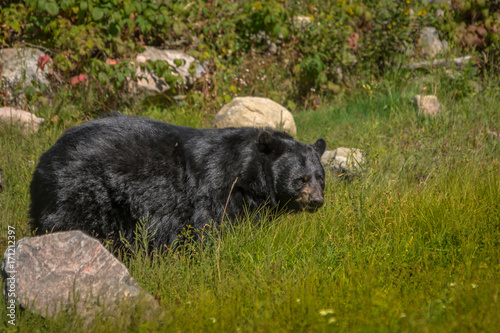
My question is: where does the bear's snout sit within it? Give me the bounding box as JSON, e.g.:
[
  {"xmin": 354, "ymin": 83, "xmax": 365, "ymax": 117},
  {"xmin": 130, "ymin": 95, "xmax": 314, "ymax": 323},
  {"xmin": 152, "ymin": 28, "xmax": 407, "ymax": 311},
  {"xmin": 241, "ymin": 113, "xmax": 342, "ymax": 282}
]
[
  {"xmin": 309, "ymin": 194, "xmax": 324, "ymax": 208},
  {"xmin": 296, "ymin": 180, "xmax": 325, "ymax": 211}
]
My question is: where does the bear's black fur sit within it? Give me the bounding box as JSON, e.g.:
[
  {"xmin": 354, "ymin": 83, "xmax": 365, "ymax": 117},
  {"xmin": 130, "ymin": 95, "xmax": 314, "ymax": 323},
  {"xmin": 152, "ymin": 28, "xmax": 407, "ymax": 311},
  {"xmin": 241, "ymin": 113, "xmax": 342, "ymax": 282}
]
[{"xmin": 30, "ymin": 116, "xmax": 326, "ymax": 249}]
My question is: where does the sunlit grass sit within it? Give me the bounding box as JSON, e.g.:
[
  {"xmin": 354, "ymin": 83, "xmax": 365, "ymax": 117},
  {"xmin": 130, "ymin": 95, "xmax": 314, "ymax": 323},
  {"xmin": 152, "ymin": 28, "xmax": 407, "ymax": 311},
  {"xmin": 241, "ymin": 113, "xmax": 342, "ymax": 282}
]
[{"xmin": 0, "ymin": 77, "xmax": 499, "ymax": 331}]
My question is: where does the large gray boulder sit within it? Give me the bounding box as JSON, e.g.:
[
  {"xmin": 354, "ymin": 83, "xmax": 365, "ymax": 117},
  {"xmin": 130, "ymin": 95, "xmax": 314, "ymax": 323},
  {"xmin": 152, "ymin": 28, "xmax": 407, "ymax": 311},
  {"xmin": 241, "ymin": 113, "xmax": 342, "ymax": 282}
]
[
  {"xmin": 0, "ymin": 48, "xmax": 52, "ymax": 105},
  {"xmin": 131, "ymin": 46, "xmax": 206, "ymax": 94},
  {"xmin": 212, "ymin": 97, "xmax": 297, "ymax": 135},
  {"xmin": 0, "ymin": 48, "xmax": 51, "ymax": 87},
  {"xmin": 1, "ymin": 231, "xmax": 158, "ymax": 321}
]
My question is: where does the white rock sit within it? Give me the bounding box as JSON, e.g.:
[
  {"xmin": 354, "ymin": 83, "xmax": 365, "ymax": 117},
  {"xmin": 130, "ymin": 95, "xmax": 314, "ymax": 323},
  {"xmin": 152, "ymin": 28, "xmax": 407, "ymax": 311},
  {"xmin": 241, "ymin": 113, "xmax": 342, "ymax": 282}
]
[
  {"xmin": 212, "ymin": 97, "xmax": 297, "ymax": 135},
  {"xmin": 406, "ymin": 56, "xmax": 473, "ymax": 70},
  {"xmin": 414, "ymin": 95, "xmax": 442, "ymax": 116},
  {"xmin": 293, "ymin": 16, "xmax": 313, "ymax": 29},
  {"xmin": 419, "ymin": 27, "xmax": 448, "ymax": 57},
  {"xmin": 321, "ymin": 148, "xmax": 365, "ymax": 172},
  {"xmin": 487, "ymin": 130, "xmax": 499, "ymax": 138},
  {"xmin": 0, "ymin": 48, "xmax": 52, "ymax": 105},
  {"xmin": 0, "ymin": 107, "xmax": 44, "ymax": 133},
  {"xmin": 0, "ymin": 48, "xmax": 51, "ymax": 88},
  {"xmin": 422, "ymin": 0, "xmax": 451, "ymax": 4}
]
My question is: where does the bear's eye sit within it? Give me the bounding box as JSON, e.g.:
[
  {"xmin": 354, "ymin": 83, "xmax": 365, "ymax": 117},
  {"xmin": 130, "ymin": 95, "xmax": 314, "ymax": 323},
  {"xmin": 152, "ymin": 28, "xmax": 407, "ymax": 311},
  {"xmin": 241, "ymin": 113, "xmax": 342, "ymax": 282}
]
[{"xmin": 295, "ymin": 177, "xmax": 305, "ymax": 186}]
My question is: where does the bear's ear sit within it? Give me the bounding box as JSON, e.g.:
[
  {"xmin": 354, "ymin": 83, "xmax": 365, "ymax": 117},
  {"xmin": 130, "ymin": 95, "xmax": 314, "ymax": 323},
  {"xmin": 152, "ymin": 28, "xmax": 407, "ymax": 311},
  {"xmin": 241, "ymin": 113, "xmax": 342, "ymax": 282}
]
[
  {"xmin": 312, "ymin": 138, "xmax": 326, "ymax": 156},
  {"xmin": 257, "ymin": 130, "xmax": 273, "ymax": 154},
  {"xmin": 258, "ymin": 130, "xmax": 272, "ymax": 145}
]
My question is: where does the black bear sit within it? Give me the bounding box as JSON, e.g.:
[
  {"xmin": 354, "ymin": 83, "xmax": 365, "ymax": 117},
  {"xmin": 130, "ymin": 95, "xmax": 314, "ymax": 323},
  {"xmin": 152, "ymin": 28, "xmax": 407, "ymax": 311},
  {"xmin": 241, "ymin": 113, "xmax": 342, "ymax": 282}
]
[{"xmin": 30, "ymin": 116, "xmax": 326, "ymax": 249}]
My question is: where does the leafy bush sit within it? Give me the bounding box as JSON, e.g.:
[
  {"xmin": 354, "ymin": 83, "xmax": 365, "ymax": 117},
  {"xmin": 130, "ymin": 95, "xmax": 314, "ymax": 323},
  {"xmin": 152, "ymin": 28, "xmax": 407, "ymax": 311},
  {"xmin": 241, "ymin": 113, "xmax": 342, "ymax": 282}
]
[
  {"xmin": 1, "ymin": 0, "xmax": 499, "ymax": 114},
  {"xmin": 432, "ymin": 0, "xmax": 500, "ymax": 72}
]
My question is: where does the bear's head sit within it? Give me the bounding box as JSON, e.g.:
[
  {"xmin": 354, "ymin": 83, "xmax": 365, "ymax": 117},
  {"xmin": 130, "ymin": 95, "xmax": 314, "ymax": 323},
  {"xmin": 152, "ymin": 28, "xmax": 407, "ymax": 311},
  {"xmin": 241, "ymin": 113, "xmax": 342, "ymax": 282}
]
[{"xmin": 257, "ymin": 130, "xmax": 327, "ymax": 212}]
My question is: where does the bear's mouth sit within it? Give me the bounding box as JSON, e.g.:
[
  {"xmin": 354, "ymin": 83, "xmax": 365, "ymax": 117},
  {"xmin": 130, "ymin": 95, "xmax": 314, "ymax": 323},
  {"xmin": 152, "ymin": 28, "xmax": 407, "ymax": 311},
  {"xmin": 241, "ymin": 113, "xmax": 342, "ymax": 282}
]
[{"xmin": 292, "ymin": 191, "xmax": 324, "ymax": 212}]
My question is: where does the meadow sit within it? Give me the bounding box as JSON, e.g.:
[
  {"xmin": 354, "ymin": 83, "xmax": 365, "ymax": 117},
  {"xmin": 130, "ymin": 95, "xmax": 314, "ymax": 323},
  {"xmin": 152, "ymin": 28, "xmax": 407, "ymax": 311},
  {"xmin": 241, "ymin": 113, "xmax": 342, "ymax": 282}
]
[{"xmin": 0, "ymin": 68, "xmax": 499, "ymax": 332}]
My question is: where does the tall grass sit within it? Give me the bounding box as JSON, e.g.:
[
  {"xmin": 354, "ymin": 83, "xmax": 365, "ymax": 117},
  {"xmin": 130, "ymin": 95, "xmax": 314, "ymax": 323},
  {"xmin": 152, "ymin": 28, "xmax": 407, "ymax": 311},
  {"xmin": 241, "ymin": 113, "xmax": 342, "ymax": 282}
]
[{"xmin": 0, "ymin": 76, "xmax": 499, "ymax": 331}]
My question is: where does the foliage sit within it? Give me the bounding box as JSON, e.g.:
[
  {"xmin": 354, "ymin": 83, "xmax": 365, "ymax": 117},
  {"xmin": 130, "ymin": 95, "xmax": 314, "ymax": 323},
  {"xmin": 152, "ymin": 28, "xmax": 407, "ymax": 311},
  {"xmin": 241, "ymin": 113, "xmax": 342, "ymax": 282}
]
[
  {"xmin": 1, "ymin": 0, "xmax": 498, "ymax": 113},
  {"xmin": 0, "ymin": 0, "xmax": 183, "ymax": 111},
  {"xmin": 431, "ymin": 0, "xmax": 500, "ymax": 72}
]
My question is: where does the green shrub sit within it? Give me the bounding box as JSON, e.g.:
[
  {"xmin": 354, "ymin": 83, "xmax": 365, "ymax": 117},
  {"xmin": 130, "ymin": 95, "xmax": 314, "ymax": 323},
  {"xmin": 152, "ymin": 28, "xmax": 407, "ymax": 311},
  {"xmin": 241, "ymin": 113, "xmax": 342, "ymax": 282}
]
[
  {"xmin": 1, "ymin": 0, "xmax": 499, "ymax": 114},
  {"xmin": 432, "ymin": 0, "xmax": 500, "ymax": 72}
]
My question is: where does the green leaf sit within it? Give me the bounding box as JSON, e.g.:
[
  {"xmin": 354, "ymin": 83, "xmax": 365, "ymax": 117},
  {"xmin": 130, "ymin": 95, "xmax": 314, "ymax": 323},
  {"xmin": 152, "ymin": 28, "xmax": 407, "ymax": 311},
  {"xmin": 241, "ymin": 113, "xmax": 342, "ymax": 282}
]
[
  {"xmin": 98, "ymin": 72, "xmax": 108, "ymax": 84},
  {"xmin": 10, "ymin": 20, "xmax": 20, "ymax": 33},
  {"xmin": 60, "ymin": 0, "xmax": 74, "ymax": 11},
  {"xmin": 116, "ymin": 72, "xmax": 124, "ymax": 82},
  {"xmin": 37, "ymin": 0, "xmax": 47, "ymax": 11},
  {"xmin": 45, "ymin": 2, "xmax": 59, "ymax": 15},
  {"xmin": 280, "ymin": 27, "xmax": 289, "ymax": 40},
  {"xmin": 24, "ymin": 86, "xmax": 36, "ymax": 97},
  {"xmin": 111, "ymin": 12, "xmax": 122, "ymax": 24},
  {"xmin": 272, "ymin": 24, "xmax": 282, "ymax": 38},
  {"xmin": 173, "ymin": 22, "xmax": 185, "ymax": 35},
  {"xmin": 92, "ymin": 7, "xmax": 104, "ymax": 21},
  {"xmin": 134, "ymin": 2, "xmax": 143, "ymax": 12},
  {"xmin": 109, "ymin": 23, "xmax": 121, "ymax": 36}
]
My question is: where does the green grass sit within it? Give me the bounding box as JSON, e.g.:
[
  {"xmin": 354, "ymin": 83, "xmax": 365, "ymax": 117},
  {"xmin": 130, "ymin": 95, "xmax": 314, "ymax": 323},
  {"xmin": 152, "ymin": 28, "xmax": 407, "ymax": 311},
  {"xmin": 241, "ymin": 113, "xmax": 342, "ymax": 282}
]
[{"xmin": 0, "ymin": 75, "xmax": 499, "ymax": 332}]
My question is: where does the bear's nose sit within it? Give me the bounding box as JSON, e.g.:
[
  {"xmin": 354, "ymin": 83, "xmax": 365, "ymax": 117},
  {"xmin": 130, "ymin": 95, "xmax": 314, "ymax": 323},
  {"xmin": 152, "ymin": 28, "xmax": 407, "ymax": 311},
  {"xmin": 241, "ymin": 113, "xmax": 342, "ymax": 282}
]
[{"xmin": 310, "ymin": 196, "xmax": 324, "ymax": 208}]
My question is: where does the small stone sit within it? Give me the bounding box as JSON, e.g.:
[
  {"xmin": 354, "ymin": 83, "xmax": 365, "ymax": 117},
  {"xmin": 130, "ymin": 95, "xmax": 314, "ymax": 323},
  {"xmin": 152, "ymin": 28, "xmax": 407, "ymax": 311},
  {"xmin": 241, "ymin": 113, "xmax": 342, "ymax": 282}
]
[
  {"xmin": 414, "ymin": 95, "xmax": 442, "ymax": 116},
  {"xmin": 129, "ymin": 47, "xmax": 206, "ymax": 94},
  {"xmin": 212, "ymin": 97, "xmax": 297, "ymax": 135},
  {"xmin": 406, "ymin": 56, "xmax": 473, "ymax": 70},
  {"xmin": 487, "ymin": 130, "xmax": 499, "ymax": 138},
  {"xmin": 250, "ymin": 31, "xmax": 280, "ymax": 54},
  {"xmin": 268, "ymin": 42, "xmax": 279, "ymax": 55},
  {"xmin": 419, "ymin": 27, "xmax": 448, "ymax": 57},
  {"xmin": 321, "ymin": 148, "xmax": 365, "ymax": 179},
  {"xmin": 453, "ymin": 56, "xmax": 473, "ymax": 67},
  {"xmin": 422, "ymin": 0, "xmax": 451, "ymax": 4},
  {"xmin": 333, "ymin": 66, "xmax": 343, "ymax": 83},
  {"xmin": 293, "ymin": 16, "xmax": 313, "ymax": 29},
  {"xmin": 0, "ymin": 107, "xmax": 44, "ymax": 133}
]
